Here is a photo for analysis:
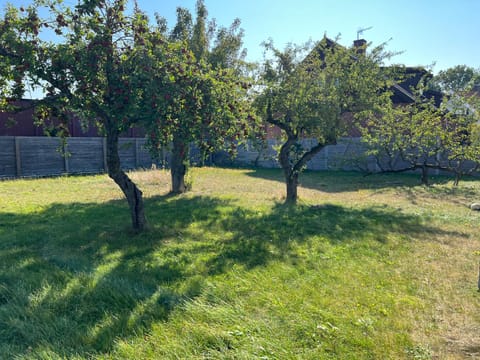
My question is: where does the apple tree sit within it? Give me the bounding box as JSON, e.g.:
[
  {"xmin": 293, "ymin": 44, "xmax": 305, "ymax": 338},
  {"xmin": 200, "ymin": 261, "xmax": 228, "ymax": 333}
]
[
  {"xmin": 143, "ymin": 0, "xmax": 257, "ymax": 194},
  {"xmin": 0, "ymin": 0, "xmax": 169, "ymax": 231},
  {"xmin": 361, "ymin": 79, "xmax": 480, "ymax": 186},
  {"xmin": 256, "ymin": 39, "xmax": 394, "ymax": 203}
]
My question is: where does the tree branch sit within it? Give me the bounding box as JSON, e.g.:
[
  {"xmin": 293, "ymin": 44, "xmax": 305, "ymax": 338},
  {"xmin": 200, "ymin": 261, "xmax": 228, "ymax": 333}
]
[{"xmin": 292, "ymin": 140, "xmax": 331, "ymax": 174}]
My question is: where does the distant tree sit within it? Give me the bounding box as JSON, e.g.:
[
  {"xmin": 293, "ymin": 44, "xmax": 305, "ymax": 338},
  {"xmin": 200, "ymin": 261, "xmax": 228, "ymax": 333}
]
[
  {"xmin": 0, "ymin": 0, "xmax": 164, "ymax": 231},
  {"xmin": 0, "ymin": 3, "xmax": 37, "ymax": 110},
  {"xmin": 360, "ymin": 86, "xmax": 480, "ymax": 186},
  {"xmin": 361, "ymin": 96, "xmax": 447, "ymax": 185},
  {"xmin": 431, "ymin": 65, "xmax": 480, "ymax": 93},
  {"xmin": 144, "ymin": 0, "xmax": 256, "ymax": 194},
  {"xmin": 255, "ymin": 39, "xmax": 394, "ymax": 203},
  {"xmin": 442, "ymin": 95, "xmax": 480, "ymax": 185}
]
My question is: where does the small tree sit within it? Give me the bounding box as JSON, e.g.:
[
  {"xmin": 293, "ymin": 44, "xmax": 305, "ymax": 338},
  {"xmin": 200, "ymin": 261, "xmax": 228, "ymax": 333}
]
[
  {"xmin": 144, "ymin": 0, "xmax": 256, "ymax": 194},
  {"xmin": 361, "ymin": 82, "xmax": 480, "ymax": 186},
  {"xmin": 142, "ymin": 43, "xmax": 256, "ymax": 193},
  {"xmin": 0, "ymin": 0, "xmax": 164, "ymax": 231},
  {"xmin": 442, "ymin": 94, "xmax": 480, "ymax": 185},
  {"xmin": 256, "ymin": 38, "xmax": 393, "ymax": 203},
  {"xmin": 361, "ymin": 97, "xmax": 447, "ymax": 185}
]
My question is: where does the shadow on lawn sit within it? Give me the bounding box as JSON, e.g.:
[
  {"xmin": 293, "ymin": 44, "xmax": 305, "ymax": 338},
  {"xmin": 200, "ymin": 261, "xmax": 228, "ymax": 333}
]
[
  {"xmin": 204, "ymin": 202, "xmax": 466, "ymax": 274},
  {"xmin": 242, "ymin": 167, "xmax": 473, "ymax": 194},
  {"xmin": 0, "ymin": 194, "xmax": 462, "ymax": 358}
]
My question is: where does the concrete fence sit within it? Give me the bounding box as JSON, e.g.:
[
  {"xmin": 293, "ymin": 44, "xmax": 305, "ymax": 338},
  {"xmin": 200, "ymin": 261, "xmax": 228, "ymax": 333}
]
[
  {"xmin": 0, "ymin": 136, "xmax": 475, "ymax": 179},
  {"xmin": 1, "ymin": 136, "xmax": 371, "ymax": 179},
  {"xmin": 0, "ymin": 137, "xmax": 157, "ymax": 178},
  {"xmin": 224, "ymin": 137, "xmax": 374, "ymax": 171}
]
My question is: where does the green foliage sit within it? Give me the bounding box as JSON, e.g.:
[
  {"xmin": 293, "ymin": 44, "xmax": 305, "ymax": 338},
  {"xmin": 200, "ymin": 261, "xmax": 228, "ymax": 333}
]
[
  {"xmin": 360, "ymin": 79, "xmax": 480, "ymax": 185},
  {"xmin": 0, "ymin": 3, "xmax": 40, "ymax": 109},
  {"xmin": 430, "ymin": 65, "xmax": 480, "ymax": 93},
  {"xmin": 255, "ymin": 38, "xmax": 394, "ymax": 202},
  {"xmin": 442, "ymin": 94, "xmax": 480, "ymax": 181},
  {"xmin": 0, "ymin": 0, "xmax": 177, "ymax": 138},
  {"xmin": 190, "ymin": 0, "xmax": 208, "ymax": 61},
  {"xmin": 142, "ymin": 48, "xmax": 255, "ymax": 159},
  {"xmin": 361, "ymin": 97, "xmax": 443, "ymax": 167}
]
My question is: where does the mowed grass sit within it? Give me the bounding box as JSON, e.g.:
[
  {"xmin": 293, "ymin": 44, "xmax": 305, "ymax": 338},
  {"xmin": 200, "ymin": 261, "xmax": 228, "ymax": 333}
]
[{"xmin": 0, "ymin": 168, "xmax": 479, "ymax": 359}]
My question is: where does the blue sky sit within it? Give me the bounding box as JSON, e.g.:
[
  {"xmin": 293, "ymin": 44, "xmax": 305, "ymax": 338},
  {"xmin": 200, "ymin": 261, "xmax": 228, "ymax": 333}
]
[
  {"xmin": 3, "ymin": 0, "xmax": 480, "ymax": 73},
  {"xmin": 144, "ymin": 0, "xmax": 479, "ymax": 73}
]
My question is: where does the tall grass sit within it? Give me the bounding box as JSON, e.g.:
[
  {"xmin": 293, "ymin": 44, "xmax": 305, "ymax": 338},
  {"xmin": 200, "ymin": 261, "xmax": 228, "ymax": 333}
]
[{"xmin": 0, "ymin": 168, "xmax": 479, "ymax": 359}]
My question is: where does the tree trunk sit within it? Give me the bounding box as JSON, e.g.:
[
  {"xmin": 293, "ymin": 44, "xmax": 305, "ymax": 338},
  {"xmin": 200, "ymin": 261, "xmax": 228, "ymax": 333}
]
[
  {"xmin": 171, "ymin": 136, "xmax": 188, "ymax": 194},
  {"xmin": 278, "ymin": 135, "xmax": 299, "ymax": 204},
  {"xmin": 277, "ymin": 132, "xmax": 329, "ymax": 205},
  {"xmin": 453, "ymin": 172, "xmax": 461, "ymax": 187},
  {"xmin": 285, "ymin": 172, "xmax": 299, "ymax": 204},
  {"xmin": 421, "ymin": 164, "xmax": 429, "ymax": 186},
  {"xmin": 106, "ymin": 130, "xmax": 147, "ymax": 232}
]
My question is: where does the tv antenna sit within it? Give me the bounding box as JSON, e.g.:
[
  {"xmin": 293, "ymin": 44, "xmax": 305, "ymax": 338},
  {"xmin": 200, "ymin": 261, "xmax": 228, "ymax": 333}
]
[{"xmin": 357, "ymin": 26, "xmax": 373, "ymax": 40}]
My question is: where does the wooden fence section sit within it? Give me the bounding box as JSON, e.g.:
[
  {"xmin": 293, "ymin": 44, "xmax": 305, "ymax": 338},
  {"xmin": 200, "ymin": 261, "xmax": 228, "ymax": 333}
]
[{"xmin": 0, "ymin": 137, "xmax": 157, "ymax": 178}]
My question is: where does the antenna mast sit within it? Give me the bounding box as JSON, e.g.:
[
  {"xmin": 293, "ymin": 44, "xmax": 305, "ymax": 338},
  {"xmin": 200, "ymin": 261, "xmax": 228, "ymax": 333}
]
[{"xmin": 357, "ymin": 26, "xmax": 373, "ymax": 40}]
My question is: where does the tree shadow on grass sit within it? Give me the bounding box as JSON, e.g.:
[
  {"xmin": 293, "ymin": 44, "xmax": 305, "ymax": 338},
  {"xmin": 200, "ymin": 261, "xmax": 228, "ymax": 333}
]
[
  {"xmin": 243, "ymin": 167, "xmax": 464, "ymax": 194},
  {"xmin": 0, "ymin": 194, "xmax": 464, "ymax": 358},
  {"xmin": 204, "ymin": 202, "xmax": 465, "ymax": 275},
  {"xmin": 0, "ymin": 195, "xmax": 233, "ymax": 358}
]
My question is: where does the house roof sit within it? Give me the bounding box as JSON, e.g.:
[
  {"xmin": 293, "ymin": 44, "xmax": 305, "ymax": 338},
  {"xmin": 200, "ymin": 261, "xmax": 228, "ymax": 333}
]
[
  {"xmin": 309, "ymin": 37, "xmax": 443, "ymax": 106},
  {"xmin": 0, "ymin": 99, "xmax": 145, "ymax": 137}
]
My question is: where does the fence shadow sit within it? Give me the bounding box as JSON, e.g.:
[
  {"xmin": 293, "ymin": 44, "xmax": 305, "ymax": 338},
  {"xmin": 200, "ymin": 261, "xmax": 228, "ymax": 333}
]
[{"xmin": 0, "ymin": 194, "xmax": 461, "ymax": 358}]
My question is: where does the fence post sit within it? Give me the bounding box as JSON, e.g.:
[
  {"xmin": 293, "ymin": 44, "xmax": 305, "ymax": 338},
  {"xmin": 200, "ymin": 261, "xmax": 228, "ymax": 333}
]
[
  {"xmin": 135, "ymin": 138, "xmax": 139, "ymax": 168},
  {"xmin": 15, "ymin": 137, "xmax": 22, "ymax": 177},
  {"xmin": 103, "ymin": 137, "xmax": 108, "ymax": 172},
  {"xmin": 324, "ymin": 145, "xmax": 329, "ymax": 170},
  {"xmin": 63, "ymin": 141, "xmax": 70, "ymax": 174}
]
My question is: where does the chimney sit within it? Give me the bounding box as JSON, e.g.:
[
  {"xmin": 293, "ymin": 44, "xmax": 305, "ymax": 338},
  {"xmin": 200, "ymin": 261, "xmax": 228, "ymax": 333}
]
[{"xmin": 353, "ymin": 39, "xmax": 367, "ymax": 55}]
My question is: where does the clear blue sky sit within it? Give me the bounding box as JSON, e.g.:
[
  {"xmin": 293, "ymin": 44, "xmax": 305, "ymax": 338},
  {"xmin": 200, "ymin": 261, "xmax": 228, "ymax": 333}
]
[
  {"xmin": 140, "ymin": 0, "xmax": 480, "ymax": 73},
  {"xmin": 3, "ymin": 0, "xmax": 480, "ymax": 73}
]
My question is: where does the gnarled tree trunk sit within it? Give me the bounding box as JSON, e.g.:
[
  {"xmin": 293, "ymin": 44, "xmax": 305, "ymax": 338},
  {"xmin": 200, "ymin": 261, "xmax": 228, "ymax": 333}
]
[
  {"xmin": 171, "ymin": 135, "xmax": 188, "ymax": 194},
  {"xmin": 285, "ymin": 172, "xmax": 299, "ymax": 204},
  {"xmin": 106, "ymin": 130, "xmax": 147, "ymax": 232},
  {"xmin": 279, "ymin": 135, "xmax": 299, "ymax": 204},
  {"xmin": 278, "ymin": 132, "xmax": 330, "ymax": 204},
  {"xmin": 421, "ymin": 164, "xmax": 429, "ymax": 186}
]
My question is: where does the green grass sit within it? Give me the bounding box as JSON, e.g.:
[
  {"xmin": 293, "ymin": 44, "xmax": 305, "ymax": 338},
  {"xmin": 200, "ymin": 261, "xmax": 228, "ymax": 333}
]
[{"xmin": 0, "ymin": 168, "xmax": 479, "ymax": 359}]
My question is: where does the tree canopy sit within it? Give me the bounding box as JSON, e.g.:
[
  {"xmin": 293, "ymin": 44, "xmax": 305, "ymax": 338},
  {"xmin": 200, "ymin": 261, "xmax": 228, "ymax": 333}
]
[
  {"xmin": 142, "ymin": 0, "xmax": 257, "ymax": 194},
  {"xmin": 431, "ymin": 65, "xmax": 480, "ymax": 93},
  {"xmin": 256, "ymin": 38, "xmax": 394, "ymax": 203},
  {"xmin": 360, "ymin": 77, "xmax": 480, "ymax": 185}
]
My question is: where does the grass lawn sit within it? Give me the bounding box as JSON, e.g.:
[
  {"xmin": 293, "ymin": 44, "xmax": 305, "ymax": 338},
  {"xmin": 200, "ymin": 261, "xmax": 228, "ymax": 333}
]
[{"xmin": 0, "ymin": 167, "xmax": 479, "ymax": 359}]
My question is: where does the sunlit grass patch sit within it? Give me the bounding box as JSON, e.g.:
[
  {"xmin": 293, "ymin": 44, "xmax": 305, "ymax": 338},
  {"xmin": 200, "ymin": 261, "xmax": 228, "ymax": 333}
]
[{"xmin": 0, "ymin": 168, "xmax": 479, "ymax": 359}]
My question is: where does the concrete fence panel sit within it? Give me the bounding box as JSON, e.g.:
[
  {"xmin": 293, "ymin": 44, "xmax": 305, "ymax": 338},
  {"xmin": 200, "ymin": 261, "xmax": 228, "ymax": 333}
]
[
  {"xmin": 67, "ymin": 137, "xmax": 105, "ymax": 174},
  {"xmin": 0, "ymin": 137, "xmax": 16, "ymax": 177},
  {"xmin": 19, "ymin": 137, "xmax": 65, "ymax": 177},
  {"xmin": 1, "ymin": 136, "xmax": 477, "ymax": 179}
]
